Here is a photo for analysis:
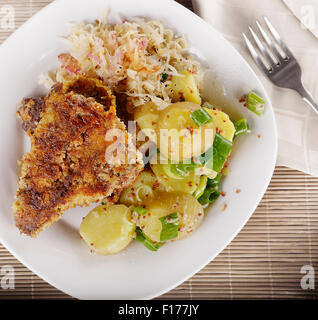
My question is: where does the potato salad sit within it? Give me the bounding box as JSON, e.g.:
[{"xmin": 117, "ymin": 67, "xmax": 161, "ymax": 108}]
[{"xmin": 80, "ymin": 70, "xmax": 254, "ymax": 254}]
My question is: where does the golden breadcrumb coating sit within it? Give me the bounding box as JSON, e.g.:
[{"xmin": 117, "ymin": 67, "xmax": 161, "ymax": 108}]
[{"xmin": 14, "ymin": 77, "xmax": 143, "ymax": 237}]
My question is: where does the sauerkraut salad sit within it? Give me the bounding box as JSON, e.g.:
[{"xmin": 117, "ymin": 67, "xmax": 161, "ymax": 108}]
[
  {"xmin": 41, "ymin": 18, "xmax": 203, "ymax": 110},
  {"xmin": 43, "ymin": 16, "xmax": 265, "ymax": 255}
]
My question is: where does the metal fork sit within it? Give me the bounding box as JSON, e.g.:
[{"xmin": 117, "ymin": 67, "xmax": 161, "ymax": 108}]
[{"xmin": 243, "ymin": 16, "xmax": 318, "ymax": 115}]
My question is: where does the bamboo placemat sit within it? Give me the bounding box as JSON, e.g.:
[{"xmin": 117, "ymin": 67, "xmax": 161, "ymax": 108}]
[{"xmin": 0, "ymin": 0, "xmax": 317, "ymax": 300}]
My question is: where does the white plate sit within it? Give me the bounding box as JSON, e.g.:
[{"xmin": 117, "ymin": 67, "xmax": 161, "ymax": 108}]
[{"xmin": 0, "ymin": 0, "xmax": 277, "ymax": 299}]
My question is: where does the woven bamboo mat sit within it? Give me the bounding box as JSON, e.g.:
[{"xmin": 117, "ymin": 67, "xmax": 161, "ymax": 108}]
[{"xmin": 0, "ymin": 0, "xmax": 317, "ymax": 300}]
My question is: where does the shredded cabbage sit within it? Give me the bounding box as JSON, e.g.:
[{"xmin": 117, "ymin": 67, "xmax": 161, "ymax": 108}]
[{"xmin": 42, "ymin": 18, "xmax": 202, "ymax": 110}]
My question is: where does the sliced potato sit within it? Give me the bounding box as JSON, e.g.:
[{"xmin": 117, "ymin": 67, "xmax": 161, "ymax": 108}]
[
  {"xmin": 205, "ymin": 108, "xmax": 235, "ymax": 141},
  {"xmin": 119, "ymin": 170, "xmax": 166, "ymax": 206},
  {"xmin": 171, "ymin": 71, "xmax": 202, "ymax": 105},
  {"xmin": 156, "ymin": 102, "xmax": 214, "ymax": 161},
  {"xmin": 80, "ymin": 204, "xmax": 135, "ymax": 255},
  {"xmin": 134, "ymin": 102, "xmax": 159, "ymax": 142},
  {"xmin": 151, "ymin": 163, "xmax": 200, "ymax": 194},
  {"xmin": 138, "ymin": 191, "xmax": 204, "ymax": 242}
]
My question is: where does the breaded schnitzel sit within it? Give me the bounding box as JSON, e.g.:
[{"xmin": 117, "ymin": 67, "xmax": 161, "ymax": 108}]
[{"xmin": 14, "ymin": 77, "xmax": 143, "ymax": 237}]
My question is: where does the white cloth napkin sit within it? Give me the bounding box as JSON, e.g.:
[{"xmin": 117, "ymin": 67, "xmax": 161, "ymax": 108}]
[{"xmin": 192, "ymin": 0, "xmax": 318, "ymax": 176}]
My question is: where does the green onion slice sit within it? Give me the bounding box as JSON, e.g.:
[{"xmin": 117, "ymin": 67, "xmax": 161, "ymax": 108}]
[
  {"xmin": 193, "ymin": 176, "xmax": 208, "ymax": 199},
  {"xmin": 212, "ymin": 152, "xmax": 225, "ymax": 173},
  {"xmin": 171, "ymin": 162, "xmax": 200, "ymax": 177},
  {"xmin": 162, "ymin": 164, "xmax": 186, "ymax": 179},
  {"xmin": 134, "ymin": 206, "xmax": 148, "ymax": 216},
  {"xmin": 246, "ymin": 91, "xmax": 265, "ymax": 116},
  {"xmin": 159, "ymin": 213, "xmax": 180, "ymax": 242},
  {"xmin": 197, "ymin": 146, "xmax": 213, "ymax": 166},
  {"xmin": 190, "ymin": 107, "xmax": 213, "ymax": 127},
  {"xmin": 198, "ymin": 188, "xmax": 221, "ymax": 206},
  {"xmin": 213, "ymin": 133, "xmax": 232, "ymax": 158},
  {"xmin": 234, "ymin": 118, "xmax": 250, "ymax": 138},
  {"xmin": 204, "ymin": 157, "xmax": 214, "ymax": 171},
  {"xmin": 207, "ymin": 173, "xmax": 222, "ymax": 188},
  {"xmin": 135, "ymin": 227, "xmax": 163, "ymax": 251},
  {"xmin": 212, "ymin": 134, "xmax": 232, "ymax": 172},
  {"xmin": 162, "ymin": 161, "xmax": 201, "ymax": 179},
  {"xmin": 197, "ymin": 133, "xmax": 232, "ymax": 173}
]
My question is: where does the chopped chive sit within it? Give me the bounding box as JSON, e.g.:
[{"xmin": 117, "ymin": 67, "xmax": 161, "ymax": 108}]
[
  {"xmin": 234, "ymin": 118, "xmax": 250, "ymax": 138},
  {"xmin": 190, "ymin": 107, "xmax": 213, "ymax": 127},
  {"xmin": 134, "ymin": 206, "xmax": 148, "ymax": 216},
  {"xmin": 193, "ymin": 176, "xmax": 208, "ymax": 199},
  {"xmin": 246, "ymin": 91, "xmax": 265, "ymax": 116},
  {"xmin": 159, "ymin": 213, "xmax": 180, "ymax": 242},
  {"xmin": 135, "ymin": 227, "xmax": 163, "ymax": 251}
]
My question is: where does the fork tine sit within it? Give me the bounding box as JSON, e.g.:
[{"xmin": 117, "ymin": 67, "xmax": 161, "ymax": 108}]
[
  {"xmin": 263, "ymin": 16, "xmax": 294, "ymax": 60},
  {"xmin": 248, "ymin": 26, "xmax": 276, "ymax": 68},
  {"xmin": 242, "ymin": 32, "xmax": 269, "ymax": 75},
  {"xmin": 256, "ymin": 20, "xmax": 284, "ymax": 62}
]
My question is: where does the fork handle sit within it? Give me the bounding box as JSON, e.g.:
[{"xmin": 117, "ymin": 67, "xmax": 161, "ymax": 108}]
[{"xmin": 295, "ymin": 84, "xmax": 318, "ymax": 115}]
